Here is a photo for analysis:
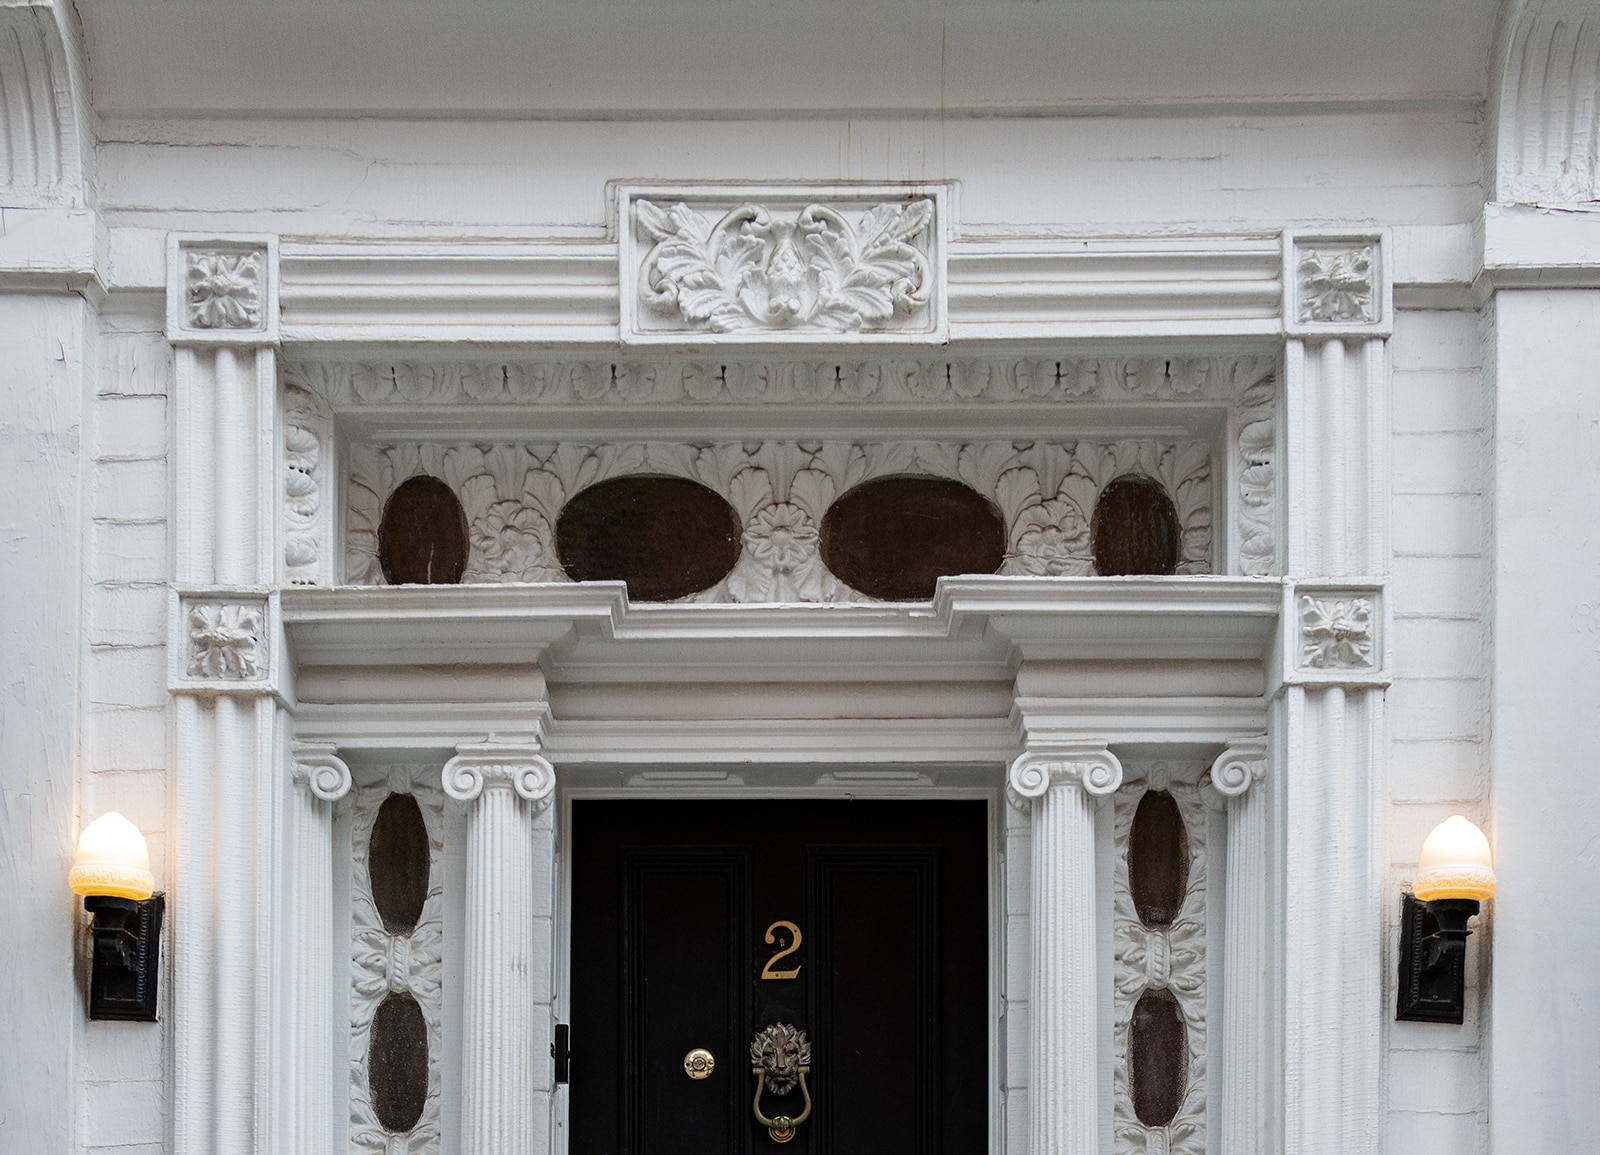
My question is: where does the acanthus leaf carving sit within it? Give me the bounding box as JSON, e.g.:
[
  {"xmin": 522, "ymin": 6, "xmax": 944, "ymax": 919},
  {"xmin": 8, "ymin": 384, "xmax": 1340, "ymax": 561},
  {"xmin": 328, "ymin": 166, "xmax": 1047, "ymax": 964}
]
[
  {"xmin": 1295, "ymin": 243, "xmax": 1377, "ymax": 325},
  {"xmin": 635, "ymin": 199, "xmax": 934, "ymax": 334},
  {"xmin": 1299, "ymin": 594, "xmax": 1375, "ymax": 669},
  {"xmin": 284, "ymin": 385, "xmax": 333, "ymax": 585},
  {"xmin": 1234, "ymin": 371, "xmax": 1277, "ymax": 577},
  {"xmin": 1113, "ymin": 764, "xmax": 1209, "ymax": 1155},
  {"xmin": 346, "ymin": 438, "xmax": 1215, "ymax": 602},
  {"xmin": 185, "ymin": 248, "xmax": 265, "ymax": 330},
  {"xmin": 186, "ymin": 600, "xmax": 267, "ymax": 679},
  {"xmin": 350, "ymin": 767, "xmax": 444, "ymax": 1155}
]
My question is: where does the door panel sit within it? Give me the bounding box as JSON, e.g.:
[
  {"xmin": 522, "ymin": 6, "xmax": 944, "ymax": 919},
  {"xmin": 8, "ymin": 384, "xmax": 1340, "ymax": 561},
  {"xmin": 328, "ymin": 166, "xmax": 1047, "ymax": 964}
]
[{"xmin": 571, "ymin": 799, "xmax": 989, "ymax": 1155}]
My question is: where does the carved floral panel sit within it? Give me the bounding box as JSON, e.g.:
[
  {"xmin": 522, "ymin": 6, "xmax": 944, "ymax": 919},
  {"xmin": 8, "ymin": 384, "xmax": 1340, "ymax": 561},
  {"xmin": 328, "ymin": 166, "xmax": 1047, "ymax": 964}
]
[
  {"xmin": 1113, "ymin": 764, "xmax": 1209, "ymax": 1155},
  {"xmin": 345, "ymin": 438, "xmax": 1215, "ymax": 601},
  {"xmin": 349, "ymin": 767, "xmax": 445, "ymax": 1155},
  {"xmin": 184, "ymin": 599, "xmax": 268, "ymax": 680},
  {"xmin": 619, "ymin": 187, "xmax": 947, "ymax": 343},
  {"xmin": 1293, "ymin": 240, "xmax": 1380, "ymax": 326}
]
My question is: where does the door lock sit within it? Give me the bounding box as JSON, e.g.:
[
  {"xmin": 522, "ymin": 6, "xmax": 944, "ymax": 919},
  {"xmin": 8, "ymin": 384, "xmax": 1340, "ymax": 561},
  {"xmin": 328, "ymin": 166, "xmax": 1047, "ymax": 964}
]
[{"xmin": 683, "ymin": 1048, "xmax": 716, "ymax": 1080}]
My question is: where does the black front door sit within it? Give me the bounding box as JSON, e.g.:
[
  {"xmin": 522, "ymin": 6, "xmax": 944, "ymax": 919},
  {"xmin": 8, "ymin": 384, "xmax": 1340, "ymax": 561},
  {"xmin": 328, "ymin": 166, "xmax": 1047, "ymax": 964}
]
[{"xmin": 569, "ymin": 799, "xmax": 989, "ymax": 1155}]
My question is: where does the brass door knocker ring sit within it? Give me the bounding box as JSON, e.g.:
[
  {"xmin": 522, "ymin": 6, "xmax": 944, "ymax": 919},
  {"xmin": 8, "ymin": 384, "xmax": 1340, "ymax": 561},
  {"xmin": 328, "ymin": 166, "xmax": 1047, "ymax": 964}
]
[{"xmin": 750, "ymin": 1023, "xmax": 813, "ymax": 1143}]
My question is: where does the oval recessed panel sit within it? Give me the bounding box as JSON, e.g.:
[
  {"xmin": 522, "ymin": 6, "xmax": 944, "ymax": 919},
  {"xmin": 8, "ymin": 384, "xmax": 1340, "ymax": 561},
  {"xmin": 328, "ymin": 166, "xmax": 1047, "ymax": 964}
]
[
  {"xmin": 1129, "ymin": 988, "xmax": 1188, "ymax": 1127},
  {"xmin": 1090, "ymin": 473, "xmax": 1180, "ymax": 576},
  {"xmin": 1129, "ymin": 789, "xmax": 1189, "ymax": 929},
  {"xmin": 820, "ymin": 476, "xmax": 1006, "ymax": 600},
  {"xmin": 378, "ymin": 475, "xmax": 469, "ymax": 585},
  {"xmin": 369, "ymin": 792, "xmax": 430, "ymax": 935},
  {"xmin": 555, "ymin": 476, "xmax": 741, "ymax": 601},
  {"xmin": 369, "ymin": 991, "xmax": 430, "ymax": 1133}
]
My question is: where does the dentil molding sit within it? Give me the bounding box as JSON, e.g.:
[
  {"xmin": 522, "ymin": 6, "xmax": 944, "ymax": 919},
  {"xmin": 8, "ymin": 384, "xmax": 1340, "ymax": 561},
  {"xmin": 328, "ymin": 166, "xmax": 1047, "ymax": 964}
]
[{"xmin": 617, "ymin": 185, "xmax": 949, "ymax": 344}]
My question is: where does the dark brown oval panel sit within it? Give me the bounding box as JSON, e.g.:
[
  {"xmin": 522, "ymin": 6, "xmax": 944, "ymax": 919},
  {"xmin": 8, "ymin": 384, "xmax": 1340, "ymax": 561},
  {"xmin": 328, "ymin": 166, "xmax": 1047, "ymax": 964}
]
[
  {"xmin": 368, "ymin": 792, "xmax": 430, "ymax": 934},
  {"xmin": 378, "ymin": 475, "xmax": 469, "ymax": 585},
  {"xmin": 368, "ymin": 991, "xmax": 430, "ymax": 1133},
  {"xmin": 1129, "ymin": 988, "xmax": 1188, "ymax": 1126},
  {"xmin": 820, "ymin": 475, "xmax": 1006, "ymax": 600},
  {"xmin": 1129, "ymin": 789, "xmax": 1189, "ymax": 929},
  {"xmin": 1090, "ymin": 473, "xmax": 1180, "ymax": 576},
  {"xmin": 555, "ymin": 476, "xmax": 741, "ymax": 601}
]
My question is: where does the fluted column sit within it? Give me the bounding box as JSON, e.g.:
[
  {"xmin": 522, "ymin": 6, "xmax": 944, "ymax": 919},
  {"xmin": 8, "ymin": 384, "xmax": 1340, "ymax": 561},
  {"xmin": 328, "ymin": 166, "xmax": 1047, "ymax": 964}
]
[
  {"xmin": 282, "ymin": 744, "xmax": 351, "ymax": 1155},
  {"xmin": 1009, "ymin": 744, "xmax": 1123, "ymax": 1155},
  {"xmin": 442, "ymin": 742, "xmax": 556, "ymax": 1155},
  {"xmin": 1208, "ymin": 738, "xmax": 1271, "ymax": 1155}
]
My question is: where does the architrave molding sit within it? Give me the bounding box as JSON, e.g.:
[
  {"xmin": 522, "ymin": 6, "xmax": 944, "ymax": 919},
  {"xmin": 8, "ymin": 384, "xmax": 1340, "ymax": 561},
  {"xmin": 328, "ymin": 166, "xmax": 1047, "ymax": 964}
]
[{"xmin": 272, "ymin": 231, "xmax": 1299, "ymax": 344}]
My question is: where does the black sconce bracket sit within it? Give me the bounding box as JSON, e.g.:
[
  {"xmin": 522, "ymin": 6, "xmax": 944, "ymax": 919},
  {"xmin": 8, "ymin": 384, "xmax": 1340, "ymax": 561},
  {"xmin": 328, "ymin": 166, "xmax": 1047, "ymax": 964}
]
[
  {"xmin": 1396, "ymin": 892, "xmax": 1477, "ymax": 1024},
  {"xmin": 84, "ymin": 893, "xmax": 163, "ymax": 1021}
]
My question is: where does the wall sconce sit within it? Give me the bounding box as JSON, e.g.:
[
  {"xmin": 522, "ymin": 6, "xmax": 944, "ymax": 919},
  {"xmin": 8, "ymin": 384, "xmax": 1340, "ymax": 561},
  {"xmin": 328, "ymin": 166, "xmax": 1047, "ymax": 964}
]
[
  {"xmin": 1396, "ymin": 815, "xmax": 1495, "ymax": 1024},
  {"xmin": 69, "ymin": 813, "xmax": 163, "ymax": 1021}
]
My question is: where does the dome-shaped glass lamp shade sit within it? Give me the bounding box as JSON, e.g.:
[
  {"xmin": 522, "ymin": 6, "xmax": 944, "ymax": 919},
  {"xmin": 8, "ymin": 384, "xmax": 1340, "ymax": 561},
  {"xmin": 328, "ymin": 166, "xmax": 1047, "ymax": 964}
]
[
  {"xmin": 1413, "ymin": 815, "xmax": 1496, "ymax": 903},
  {"xmin": 69, "ymin": 812, "xmax": 155, "ymax": 900}
]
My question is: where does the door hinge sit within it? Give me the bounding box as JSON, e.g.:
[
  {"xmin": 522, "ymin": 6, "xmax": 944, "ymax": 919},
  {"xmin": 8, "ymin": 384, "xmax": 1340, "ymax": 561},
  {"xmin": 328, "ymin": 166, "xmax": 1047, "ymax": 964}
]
[{"xmin": 552, "ymin": 1022, "xmax": 570, "ymax": 1084}]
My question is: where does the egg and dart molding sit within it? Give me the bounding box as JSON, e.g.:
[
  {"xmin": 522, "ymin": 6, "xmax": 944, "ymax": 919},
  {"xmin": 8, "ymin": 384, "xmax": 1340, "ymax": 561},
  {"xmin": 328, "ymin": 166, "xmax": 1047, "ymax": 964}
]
[{"xmin": 68, "ymin": 811, "xmax": 1495, "ymax": 1026}]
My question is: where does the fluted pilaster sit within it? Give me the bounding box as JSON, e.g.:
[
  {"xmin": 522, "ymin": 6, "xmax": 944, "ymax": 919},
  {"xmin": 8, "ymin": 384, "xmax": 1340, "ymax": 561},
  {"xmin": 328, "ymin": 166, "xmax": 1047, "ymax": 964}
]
[
  {"xmin": 1009, "ymin": 745, "xmax": 1122, "ymax": 1155},
  {"xmin": 443, "ymin": 742, "xmax": 555, "ymax": 1155},
  {"xmin": 1209, "ymin": 738, "xmax": 1270, "ymax": 1155}
]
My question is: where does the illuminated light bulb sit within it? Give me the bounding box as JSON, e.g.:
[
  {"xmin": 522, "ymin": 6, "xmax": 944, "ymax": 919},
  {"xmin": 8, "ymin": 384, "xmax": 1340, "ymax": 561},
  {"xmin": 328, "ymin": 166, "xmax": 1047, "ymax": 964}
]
[
  {"xmin": 1413, "ymin": 815, "xmax": 1496, "ymax": 903},
  {"xmin": 69, "ymin": 813, "xmax": 155, "ymax": 900}
]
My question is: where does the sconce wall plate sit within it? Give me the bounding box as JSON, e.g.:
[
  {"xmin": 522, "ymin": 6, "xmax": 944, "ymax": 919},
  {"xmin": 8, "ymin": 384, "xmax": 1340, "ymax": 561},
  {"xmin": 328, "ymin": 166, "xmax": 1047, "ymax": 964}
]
[
  {"xmin": 85, "ymin": 894, "xmax": 164, "ymax": 1021},
  {"xmin": 1395, "ymin": 892, "xmax": 1476, "ymax": 1024}
]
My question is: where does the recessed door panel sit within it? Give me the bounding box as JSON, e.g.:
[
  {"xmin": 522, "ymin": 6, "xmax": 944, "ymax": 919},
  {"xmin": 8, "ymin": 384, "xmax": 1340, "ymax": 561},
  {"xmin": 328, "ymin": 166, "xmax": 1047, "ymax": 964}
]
[{"xmin": 570, "ymin": 799, "xmax": 988, "ymax": 1155}]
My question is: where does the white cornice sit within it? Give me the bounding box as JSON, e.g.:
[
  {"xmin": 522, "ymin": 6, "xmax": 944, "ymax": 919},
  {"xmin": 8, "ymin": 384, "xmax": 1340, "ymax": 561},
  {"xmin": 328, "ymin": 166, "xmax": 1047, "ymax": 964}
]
[{"xmin": 280, "ymin": 576, "xmax": 1284, "ymax": 677}]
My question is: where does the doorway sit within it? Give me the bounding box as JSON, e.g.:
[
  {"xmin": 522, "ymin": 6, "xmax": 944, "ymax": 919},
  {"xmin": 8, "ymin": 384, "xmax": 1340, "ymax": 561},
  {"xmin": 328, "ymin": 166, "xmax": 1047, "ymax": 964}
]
[{"xmin": 568, "ymin": 799, "xmax": 990, "ymax": 1154}]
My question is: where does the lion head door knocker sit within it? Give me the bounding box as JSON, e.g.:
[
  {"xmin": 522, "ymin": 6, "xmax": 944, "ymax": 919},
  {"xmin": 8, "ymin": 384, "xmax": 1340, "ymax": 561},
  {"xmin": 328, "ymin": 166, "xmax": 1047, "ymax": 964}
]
[{"xmin": 750, "ymin": 1023, "xmax": 813, "ymax": 1143}]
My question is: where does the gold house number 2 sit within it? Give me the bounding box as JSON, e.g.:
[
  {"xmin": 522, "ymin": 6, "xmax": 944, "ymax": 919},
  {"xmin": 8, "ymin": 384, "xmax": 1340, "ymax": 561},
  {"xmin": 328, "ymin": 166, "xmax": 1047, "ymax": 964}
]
[{"xmin": 761, "ymin": 920, "xmax": 803, "ymax": 980}]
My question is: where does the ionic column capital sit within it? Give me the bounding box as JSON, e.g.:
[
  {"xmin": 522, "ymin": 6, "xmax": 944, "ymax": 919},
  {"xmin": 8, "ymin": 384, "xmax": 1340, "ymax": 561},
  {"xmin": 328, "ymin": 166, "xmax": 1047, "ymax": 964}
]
[
  {"xmin": 1007, "ymin": 744, "xmax": 1123, "ymax": 806},
  {"xmin": 291, "ymin": 741, "xmax": 352, "ymax": 802},
  {"xmin": 443, "ymin": 741, "xmax": 554, "ymax": 809},
  {"xmin": 1206, "ymin": 736, "xmax": 1269, "ymax": 802}
]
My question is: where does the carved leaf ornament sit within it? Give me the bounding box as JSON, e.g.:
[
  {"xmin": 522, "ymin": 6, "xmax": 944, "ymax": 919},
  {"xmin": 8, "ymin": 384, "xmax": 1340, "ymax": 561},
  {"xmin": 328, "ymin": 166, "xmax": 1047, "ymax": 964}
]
[
  {"xmin": 185, "ymin": 249, "xmax": 264, "ymax": 329},
  {"xmin": 347, "ymin": 439, "xmax": 1213, "ymax": 600},
  {"xmin": 636, "ymin": 199, "xmax": 934, "ymax": 333}
]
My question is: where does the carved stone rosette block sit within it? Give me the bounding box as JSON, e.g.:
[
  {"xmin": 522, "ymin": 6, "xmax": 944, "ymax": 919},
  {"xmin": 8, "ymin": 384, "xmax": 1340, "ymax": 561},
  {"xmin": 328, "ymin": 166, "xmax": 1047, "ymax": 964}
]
[
  {"xmin": 170, "ymin": 590, "xmax": 275, "ymax": 693},
  {"xmin": 1282, "ymin": 231, "xmax": 1390, "ymax": 337},
  {"xmin": 618, "ymin": 185, "xmax": 949, "ymax": 344},
  {"xmin": 166, "ymin": 235, "xmax": 280, "ymax": 344},
  {"xmin": 1290, "ymin": 583, "xmax": 1386, "ymax": 683}
]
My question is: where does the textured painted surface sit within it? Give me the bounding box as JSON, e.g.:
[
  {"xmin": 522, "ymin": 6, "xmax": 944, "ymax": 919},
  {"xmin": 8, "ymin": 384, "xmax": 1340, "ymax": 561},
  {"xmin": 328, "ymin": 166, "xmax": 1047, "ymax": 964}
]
[
  {"xmin": 0, "ymin": 294, "xmax": 87, "ymax": 1154},
  {"xmin": 1489, "ymin": 289, "xmax": 1600, "ymax": 1153}
]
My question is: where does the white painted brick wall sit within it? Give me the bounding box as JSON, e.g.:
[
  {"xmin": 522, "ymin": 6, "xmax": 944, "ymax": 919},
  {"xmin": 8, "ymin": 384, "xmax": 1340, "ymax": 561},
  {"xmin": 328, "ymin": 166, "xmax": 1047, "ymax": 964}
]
[
  {"xmin": 1385, "ymin": 307, "xmax": 1488, "ymax": 1152},
  {"xmin": 82, "ymin": 310, "xmax": 172, "ymax": 1155}
]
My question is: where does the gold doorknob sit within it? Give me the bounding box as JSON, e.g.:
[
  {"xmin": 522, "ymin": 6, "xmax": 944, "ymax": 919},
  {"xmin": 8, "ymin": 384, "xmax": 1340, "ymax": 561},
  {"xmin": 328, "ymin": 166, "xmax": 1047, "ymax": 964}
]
[{"xmin": 683, "ymin": 1048, "xmax": 716, "ymax": 1080}]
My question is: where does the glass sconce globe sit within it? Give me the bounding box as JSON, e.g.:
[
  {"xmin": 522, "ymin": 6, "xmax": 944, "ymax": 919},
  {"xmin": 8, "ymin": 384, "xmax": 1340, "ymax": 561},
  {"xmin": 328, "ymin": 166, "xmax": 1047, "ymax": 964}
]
[
  {"xmin": 69, "ymin": 812, "xmax": 155, "ymax": 901},
  {"xmin": 1413, "ymin": 815, "xmax": 1496, "ymax": 903}
]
